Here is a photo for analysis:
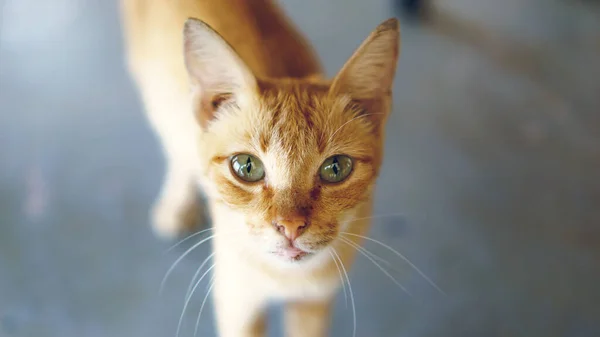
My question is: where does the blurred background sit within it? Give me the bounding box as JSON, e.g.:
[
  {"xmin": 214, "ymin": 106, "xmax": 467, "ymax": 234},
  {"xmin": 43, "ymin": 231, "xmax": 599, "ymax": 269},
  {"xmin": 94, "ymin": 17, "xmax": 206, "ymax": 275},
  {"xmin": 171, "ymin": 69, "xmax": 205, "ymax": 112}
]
[{"xmin": 1, "ymin": 0, "xmax": 599, "ymax": 336}]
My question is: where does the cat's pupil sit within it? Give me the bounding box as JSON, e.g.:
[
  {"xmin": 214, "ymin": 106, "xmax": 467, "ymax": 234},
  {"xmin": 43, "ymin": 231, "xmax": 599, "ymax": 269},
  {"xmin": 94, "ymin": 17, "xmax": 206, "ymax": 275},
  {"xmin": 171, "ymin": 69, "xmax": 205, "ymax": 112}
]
[
  {"xmin": 246, "ymin": 157, "xmax": 252, "ymax": 173},
  {"xmin": 332, "ymin": 157, "xmax": 339, "ymax": 175}
]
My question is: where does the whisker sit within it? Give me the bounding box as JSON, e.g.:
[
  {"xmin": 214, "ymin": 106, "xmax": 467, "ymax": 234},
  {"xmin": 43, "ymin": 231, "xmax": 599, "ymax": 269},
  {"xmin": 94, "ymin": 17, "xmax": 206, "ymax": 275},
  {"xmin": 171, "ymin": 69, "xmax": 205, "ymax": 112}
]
[
  {"xmin": 331, "ymin": 248, "xmax": 356, "ymax": 337},
  {"xmin": 341, "ymin": 232, "xmax": 446, "ymax": 295},
  {"xmin": 329, "ymin": 250, "xmax": 348, "ymax": 308},
  {"xmin": 176, "ymin": 263, "xmax": 216, "ymax": 337},
  {"xmin": 160, "ymin": 234, "xmax": 217, "ymax": 294},
  {"xmin": 340, "ymin": 237, "xmax": 391, "ymax": 267},
  {"xmin": 161, "ymin": 229, "xmax": 245, "ymax": 295},
  {"xmin": 181, "ymin": 235, "xmax": 243, "ymax": 336},
  {"xmin": 340, "ymin": 237, "xmax": 412, "ymax": 296},
  {"xmin": 205, "ymin": 274, "xmax": 215, "ymax": 292},
  {"xmin": 328, "ymin": 112, "xmax": 385, "ymax": 144},
  {"xmin": 185, "ymin": 234, "xmax": 245, "ymax": 300},
  {"xmin": 194, "ymin": 276, "xmax": 216, "ymax": 337},
  {"xmin": 185, "ymin": 252, "xmax": 216, "ymax": 300},
  {"xmin": 165, "ymin": 228, "xmax": 213, "ymax": 253},
  {"xmin": 346, "ymin": 212, "xmax": 406, "ymax": 225}
]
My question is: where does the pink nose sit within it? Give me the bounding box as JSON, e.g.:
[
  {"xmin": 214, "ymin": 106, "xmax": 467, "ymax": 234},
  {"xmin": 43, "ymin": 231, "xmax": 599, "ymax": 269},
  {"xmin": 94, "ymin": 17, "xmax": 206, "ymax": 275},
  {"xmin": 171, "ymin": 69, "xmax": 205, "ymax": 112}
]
[{"xmin": 274, "ymin": 217, "xmax": 308, "ymax": 241}]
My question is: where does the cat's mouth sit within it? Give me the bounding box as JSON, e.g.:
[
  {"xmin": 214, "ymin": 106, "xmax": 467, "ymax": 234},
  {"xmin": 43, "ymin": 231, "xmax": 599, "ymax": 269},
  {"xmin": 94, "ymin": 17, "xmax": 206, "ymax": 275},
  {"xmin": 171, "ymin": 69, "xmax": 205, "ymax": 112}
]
[{"xmin": 273, "ymin": 246, "xmax": 312, "ymax": 262}]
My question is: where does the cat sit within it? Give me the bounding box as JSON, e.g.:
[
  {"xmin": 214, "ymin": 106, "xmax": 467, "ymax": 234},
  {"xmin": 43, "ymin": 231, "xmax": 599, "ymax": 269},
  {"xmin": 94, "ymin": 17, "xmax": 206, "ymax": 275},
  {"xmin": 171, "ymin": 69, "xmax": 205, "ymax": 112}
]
[{"xmin": 121, "ymin": 0, "xmax": 400, "ymax": 336}]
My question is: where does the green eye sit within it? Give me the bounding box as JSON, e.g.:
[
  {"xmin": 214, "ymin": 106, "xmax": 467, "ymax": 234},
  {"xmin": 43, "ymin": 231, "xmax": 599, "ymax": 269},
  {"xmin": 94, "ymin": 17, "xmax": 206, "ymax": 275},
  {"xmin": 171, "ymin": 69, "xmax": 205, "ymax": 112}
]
[
  {"xmin": 230, "ymin": 154, "xmax": 265, "ymax": 182},
  {"xmin": 319, "ymin": 155, "xmax": 353, "ymax": 183}
]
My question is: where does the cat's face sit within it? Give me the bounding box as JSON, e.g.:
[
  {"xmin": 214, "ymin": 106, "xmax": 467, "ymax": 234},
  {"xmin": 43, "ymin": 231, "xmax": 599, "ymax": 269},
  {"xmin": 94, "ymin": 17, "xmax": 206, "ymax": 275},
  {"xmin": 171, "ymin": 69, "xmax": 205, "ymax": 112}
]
[
  {"xmin": 184, "ymin": 18, "xmax": 399, "ymax": 265},
  {"xmin": 199, "ymin": 80, "xmax": 384, "ymax": 264}
]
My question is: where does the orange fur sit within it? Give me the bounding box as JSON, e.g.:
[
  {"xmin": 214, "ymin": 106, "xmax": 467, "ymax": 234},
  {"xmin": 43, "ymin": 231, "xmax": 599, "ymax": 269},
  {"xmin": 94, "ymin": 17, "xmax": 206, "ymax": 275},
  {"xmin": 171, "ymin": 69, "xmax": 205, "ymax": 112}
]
[{"xmin": 121, "ymin": 1, "xmax": 400, "ymax": 335}]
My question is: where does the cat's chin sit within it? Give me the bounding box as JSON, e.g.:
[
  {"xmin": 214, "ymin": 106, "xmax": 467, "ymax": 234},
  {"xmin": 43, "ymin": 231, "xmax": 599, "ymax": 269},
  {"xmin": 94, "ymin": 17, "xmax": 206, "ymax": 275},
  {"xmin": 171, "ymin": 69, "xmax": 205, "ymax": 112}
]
[{"xmin": 279, "ymin": 254, "xmax": 312, "ymax": 264}]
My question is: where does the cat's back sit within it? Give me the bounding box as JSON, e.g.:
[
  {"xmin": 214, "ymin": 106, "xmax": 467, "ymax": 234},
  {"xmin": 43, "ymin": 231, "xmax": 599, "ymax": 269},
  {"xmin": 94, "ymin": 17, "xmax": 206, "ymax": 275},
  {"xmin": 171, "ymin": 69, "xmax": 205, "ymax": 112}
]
[{"xmin": 121, "ymin": 0, "xmax": 322, "ymax": 82}]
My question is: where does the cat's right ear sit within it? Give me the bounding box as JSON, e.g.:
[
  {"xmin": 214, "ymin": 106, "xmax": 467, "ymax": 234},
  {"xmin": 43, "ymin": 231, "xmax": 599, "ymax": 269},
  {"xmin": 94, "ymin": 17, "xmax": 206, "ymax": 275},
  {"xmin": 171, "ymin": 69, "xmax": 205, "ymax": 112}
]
[{"xmin": 183, "ymin": 18, "xmax": 257, "ymax": 128}]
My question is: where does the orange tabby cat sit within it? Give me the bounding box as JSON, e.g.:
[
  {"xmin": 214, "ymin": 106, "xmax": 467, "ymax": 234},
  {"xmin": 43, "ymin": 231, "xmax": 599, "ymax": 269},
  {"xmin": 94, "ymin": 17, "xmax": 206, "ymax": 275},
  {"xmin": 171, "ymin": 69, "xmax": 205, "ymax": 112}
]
[{"xmin": 121, "ymin": 0, "xmax": 400, "ymax": 336}]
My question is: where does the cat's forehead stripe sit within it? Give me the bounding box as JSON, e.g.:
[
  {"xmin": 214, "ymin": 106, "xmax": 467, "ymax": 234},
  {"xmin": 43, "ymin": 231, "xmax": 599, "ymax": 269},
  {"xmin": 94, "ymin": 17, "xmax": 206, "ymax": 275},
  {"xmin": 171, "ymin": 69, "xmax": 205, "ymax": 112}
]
[{"xmin": 257, "ymin": 80, "xmax": 331, "ymax": 156}]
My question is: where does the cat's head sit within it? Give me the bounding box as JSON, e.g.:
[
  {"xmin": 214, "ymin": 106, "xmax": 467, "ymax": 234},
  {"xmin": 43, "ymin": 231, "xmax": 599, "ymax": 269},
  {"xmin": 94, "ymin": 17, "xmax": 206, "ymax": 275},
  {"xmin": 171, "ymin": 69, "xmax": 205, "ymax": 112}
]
[{"xmin": 184, "ymin": 18, "xmax": 399, "ymax": 266}]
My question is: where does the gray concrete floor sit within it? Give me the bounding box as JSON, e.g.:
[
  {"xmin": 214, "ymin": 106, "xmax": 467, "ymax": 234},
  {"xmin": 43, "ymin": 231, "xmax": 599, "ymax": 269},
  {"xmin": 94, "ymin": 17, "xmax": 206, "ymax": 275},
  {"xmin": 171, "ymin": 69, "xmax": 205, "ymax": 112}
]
[{"xmin": 1, "ymin": 0, "xmax": 599, "ymax": 336}]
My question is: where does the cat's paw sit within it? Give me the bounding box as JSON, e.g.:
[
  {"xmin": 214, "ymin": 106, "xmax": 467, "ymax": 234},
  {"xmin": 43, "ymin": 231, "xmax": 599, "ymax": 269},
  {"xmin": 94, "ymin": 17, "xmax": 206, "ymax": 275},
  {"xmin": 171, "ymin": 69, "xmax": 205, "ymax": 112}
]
[{"xmin": 151, "ymin": 200, "xmax": 202, "ymax": 239}]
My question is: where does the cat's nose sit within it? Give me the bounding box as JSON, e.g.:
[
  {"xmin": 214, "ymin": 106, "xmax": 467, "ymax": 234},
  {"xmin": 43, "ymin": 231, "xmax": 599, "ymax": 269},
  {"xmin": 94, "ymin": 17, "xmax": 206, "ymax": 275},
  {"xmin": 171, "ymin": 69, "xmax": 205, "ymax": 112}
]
[{"xmin": 274, "ymin": 217, "xmax": 309, "ymax": 241}]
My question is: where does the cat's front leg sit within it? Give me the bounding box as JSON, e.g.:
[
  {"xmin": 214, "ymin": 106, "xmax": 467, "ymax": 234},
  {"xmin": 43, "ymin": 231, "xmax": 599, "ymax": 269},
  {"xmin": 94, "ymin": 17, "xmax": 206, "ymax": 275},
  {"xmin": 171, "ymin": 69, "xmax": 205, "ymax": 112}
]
[
  {"xmin": 285, "ymin": 299, "xmax": 332, "ymax": 337},
  {"xmin": 213, "ymin": 277, "xmax": 267, "ymax": 337},
  {"xmin": 152, "ymin": 159, "xmax": 202, "ymax": 238},
  {"xmin": 140, "ymin": 87, "xmax": 204, "ymax": 239}
]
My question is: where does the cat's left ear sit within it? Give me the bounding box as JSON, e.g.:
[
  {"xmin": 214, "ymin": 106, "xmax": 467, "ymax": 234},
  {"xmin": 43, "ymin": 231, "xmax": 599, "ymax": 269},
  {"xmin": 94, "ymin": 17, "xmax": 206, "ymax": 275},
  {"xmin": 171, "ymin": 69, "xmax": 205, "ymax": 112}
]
[
  {"xmin": 330, "ymin": 18, "xmax": 400, "ymax": 126},
  {"xmin": 183, "ymin": 18, "xmax": 257, "ymax": 128}
]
